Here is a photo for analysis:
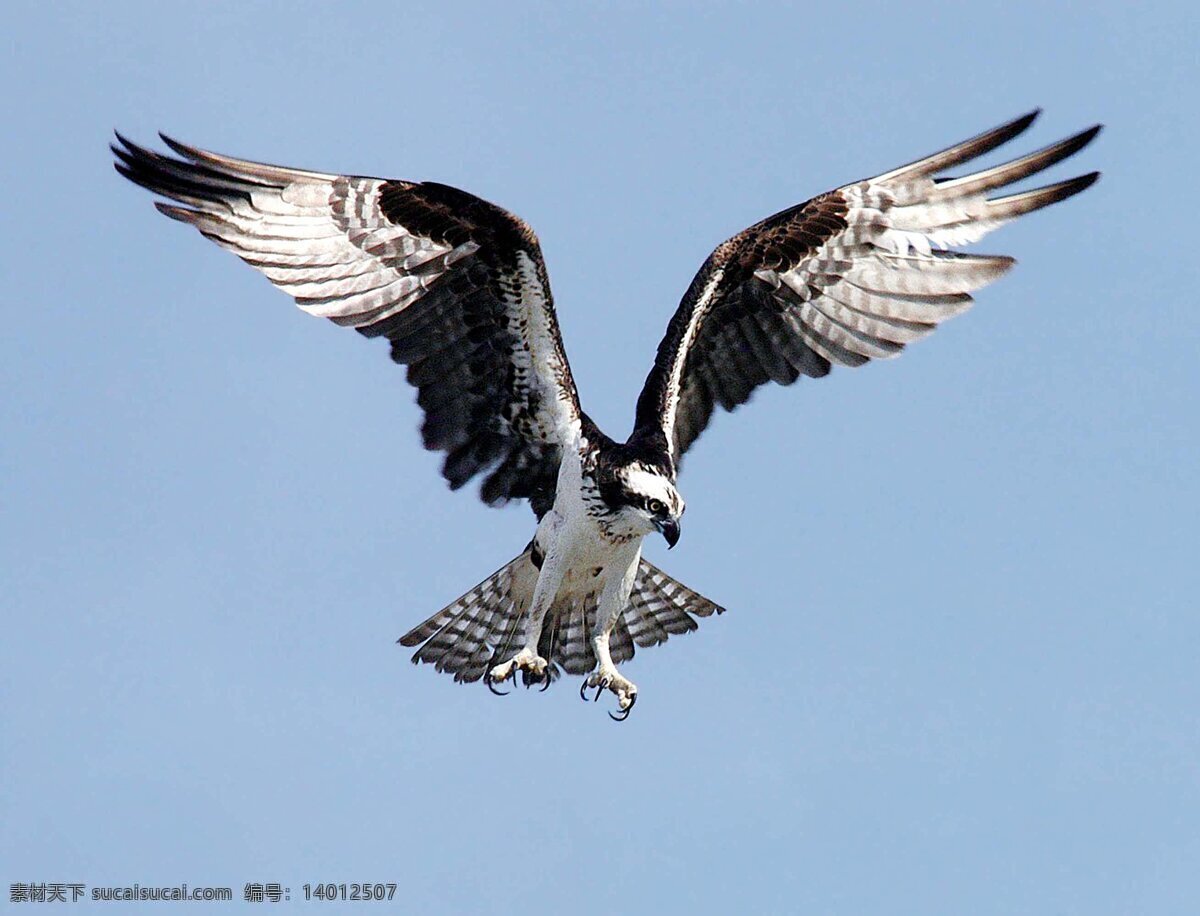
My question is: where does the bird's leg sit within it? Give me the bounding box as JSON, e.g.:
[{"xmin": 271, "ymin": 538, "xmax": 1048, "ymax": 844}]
[
  {"xmin": 583, "ymin": 559, "xmax": 639, "ymax": 719},
  {"xmin": 487, "ymin": 546, "xmax": 565, "ymax": 689}
]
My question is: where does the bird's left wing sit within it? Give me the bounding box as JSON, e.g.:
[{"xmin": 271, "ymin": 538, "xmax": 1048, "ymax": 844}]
[
  {"xmin": 633, "ymin": 111, "xmax": 1100, "ymax": 464},
  {"xmin": 113, "ymin": 134, "xmax": 580, "ymax": 513}
]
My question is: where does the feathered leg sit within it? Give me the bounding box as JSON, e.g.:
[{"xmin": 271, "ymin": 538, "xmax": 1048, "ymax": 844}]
[
  {"xmin": 583, "ymin": 551, "xmax": 641, "ymax": 719},
  {"xmin": 486, "ymin": 544, "xmax": 567, "ymax": 688}
]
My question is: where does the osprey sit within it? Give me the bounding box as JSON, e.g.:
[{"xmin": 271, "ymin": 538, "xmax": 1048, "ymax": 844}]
[{"xmin": 113, "ymin": 110, "xmax": 1099, "ymax": 719}]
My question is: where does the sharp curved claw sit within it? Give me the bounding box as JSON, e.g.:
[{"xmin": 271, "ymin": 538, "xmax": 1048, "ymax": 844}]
[
  {"xmin": 608, "ymin": 692, "xmax": 637, "ymax": 721},
  {"xmin": 579, "ymin": 679, "xmax": 591, "ymax": 702},
  {"xmin": 593, "ymin": 679, "xmax": 607, "ymax": 703},
  {"xmin": 484, "ymin": 671, "xmax": 510, "ymax": 697},
  {"xmin": 538, "ymin": 670, "xmax": 552, "ymax": 692}
]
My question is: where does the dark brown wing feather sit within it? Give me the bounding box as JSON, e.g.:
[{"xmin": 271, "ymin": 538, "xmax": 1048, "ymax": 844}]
[
  {"xmin": 634, "ymin": 110, "xmax": 1101, "ymax": 464},
  {"xmin": 113, "ymin": 135, "xmax": 581, "ymax": 513}
]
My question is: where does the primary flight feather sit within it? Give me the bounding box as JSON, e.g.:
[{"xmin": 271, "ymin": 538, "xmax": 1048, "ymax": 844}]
[{"xmin": 113, "ymin": 110, "xmax": 1099, "ymax": 719}]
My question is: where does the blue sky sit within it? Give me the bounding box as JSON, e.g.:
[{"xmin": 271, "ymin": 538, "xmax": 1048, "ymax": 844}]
[{"xmin": 3, "ymin": 1, "xmax": 1198, "ymax": 912}]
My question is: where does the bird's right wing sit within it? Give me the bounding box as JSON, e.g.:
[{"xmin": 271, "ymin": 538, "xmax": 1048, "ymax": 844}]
[{"xmin": 113, "ymin": 134, "xmax": 581, "ymax": 514}]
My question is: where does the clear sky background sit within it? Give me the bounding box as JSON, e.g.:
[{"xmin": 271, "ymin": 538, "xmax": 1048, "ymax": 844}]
[{"xmin": 3, "ymin": 1, "xmax": 1198, "ymax": 912}]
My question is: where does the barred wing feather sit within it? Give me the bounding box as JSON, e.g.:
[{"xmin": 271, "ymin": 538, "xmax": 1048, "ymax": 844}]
[
  {"xmin": 113, "ymin": 134, "xmax": 581, "ymax": 514},
  {"xmin": 634, "ymin": 110, "xmax": 1101, "ymax": 462}
]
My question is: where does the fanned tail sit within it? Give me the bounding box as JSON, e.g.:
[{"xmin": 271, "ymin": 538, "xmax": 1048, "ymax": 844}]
[{"xmin": 398, "ymin": 551, "xmax": 724, "ymax": 686}]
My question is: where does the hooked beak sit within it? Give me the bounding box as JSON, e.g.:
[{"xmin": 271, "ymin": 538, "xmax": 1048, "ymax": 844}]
[{"xmin": 657, "ymin": 518, "xmax": 681, "ymax": 549}]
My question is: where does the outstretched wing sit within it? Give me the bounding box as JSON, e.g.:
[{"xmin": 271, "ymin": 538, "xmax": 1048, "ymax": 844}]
[
  {"xmin": 634, "ymin": 110, "xmax": 1101, "ymax": 464},
  {"xmin": 113, "ymin": 134, "xmax": 580, "ymax": 513}
]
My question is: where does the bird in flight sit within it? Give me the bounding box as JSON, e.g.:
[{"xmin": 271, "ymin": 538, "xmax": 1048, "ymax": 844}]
[{"xmin": 113, "ymin": 110, "xmax": 1099, "ymax": 719}]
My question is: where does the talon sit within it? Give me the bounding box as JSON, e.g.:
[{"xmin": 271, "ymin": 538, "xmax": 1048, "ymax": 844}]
[
  {"xmin": 593, "ymin": 680, "xmax": 607, "ymax": 702},
  {"xmin": 539, "ymin": 670, "xmax": 552, "ymax": 692},
  {"xmin": 485, "ymin": 670, "xmax": 510, "ymax": 697},
  {"xmin": 608, "ymin": 692, "xmax": 637, "ymax": 721},
  {"xmin": 579, "ymin": 679, "xmax": 591, "ymax": 702}
]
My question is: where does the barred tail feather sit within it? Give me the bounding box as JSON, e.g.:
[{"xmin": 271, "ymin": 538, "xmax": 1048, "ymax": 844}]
[
  {"xmin": 398, "ymin": 551, "xmax": 724, "ymax": 686},
  {"xmin": 547, "ymin": 558, "xmax": 724, "ymax": 673},
  {"xmin": 397, "ymin": 549, "xmax": 537, "ymax": 684},
  {"xmin": 624, "ymin": 558, "xmax": 724, "ymax": 649},
  {"xmin": 548, "ymin": 558, "xmax": 725, "ymax": 676}
]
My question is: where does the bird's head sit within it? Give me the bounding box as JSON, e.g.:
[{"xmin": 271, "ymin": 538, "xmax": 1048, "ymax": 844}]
[{"xmin": 608, "ymin": 463, "xmax": 685, "ymax": 548}]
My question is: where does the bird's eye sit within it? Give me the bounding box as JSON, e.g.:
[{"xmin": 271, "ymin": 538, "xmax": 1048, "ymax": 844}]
[{"xmin": 648, "ymin": 499, "xmax": 665, "ymax": 514}]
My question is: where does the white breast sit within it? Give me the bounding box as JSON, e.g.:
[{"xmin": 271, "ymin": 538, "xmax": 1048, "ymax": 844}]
[{"xmin": 537, "ymin": 431, "xmax": 643, "ymax": 571}]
